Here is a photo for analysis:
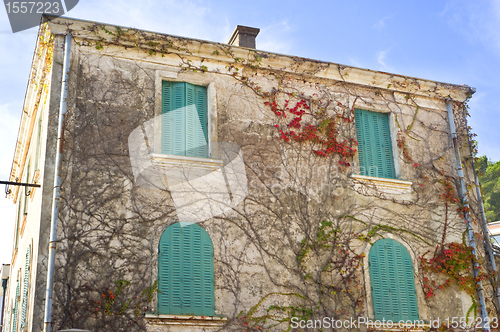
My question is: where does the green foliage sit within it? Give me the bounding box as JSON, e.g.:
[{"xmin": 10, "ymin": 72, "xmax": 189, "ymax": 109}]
[
  {"xmin": 478, "ymin": 156, "xmax": 500, "ymax": 222},
  {"xmin": 420, "ymin": 242, "xmax": 482, "ymax": 298},
  {"xmin": 476, "ymin": 155, "xmax": 491, "ymax": 175}
]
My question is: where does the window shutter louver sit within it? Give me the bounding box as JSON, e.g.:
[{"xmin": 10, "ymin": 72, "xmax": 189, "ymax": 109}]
[
  {"xmin": 161, "ymin": 82, "xmax": 208, "ymax": 158},
  {"xmin": 161, "ymin": 81, "xmax": 186, "ymax": 156},
  {"xmin": 185, "ymin": 83, "xmax": 197, "ymax": 157},
  {"xmin": 171, "ymin": 225, "xmax": 182, "ymax": 313},
  {"xmin": 161, "ymin": 81, "xmax": 173, "ymax": 155},
  {"xmin": 158, "ymin": 229, "xmax": 171, "ymax": 312},
  {"xmin": 365, "ymin": 112, "xmax": 377, "ymax": 177},
  {"xmin": 369, "ymin": 239, "xmax": 419, "ymax": 322},
  {"xmin": 379, "ymin": 241, "xmax": 392, "ymax": 319},
  {"xmin": 354, "ymin": 109, "xmax": 395, "ymax": 179},
  {"xmin": 202, "ymin": 233, "xmax": 214, "ymax": 313},
  {"xmin": 173, "ymin": 83, "xmax": 186, "ymax": 156},
  {"xmin": 20, "ymin": 245, "xmax": 31, "ymax": 328},
  {"xmin": 194, "ymin": 84, "xmax": 208, "ymax": 158},
  {"xmin": 354, "ymin": 110, "xmax": 366, "ymax": 175},
  {"xmin": 158, "ymin": 223, "xmax": 215, "ymax": 316},
  {"xmin": 190, "ymin": 226, "xmax": 203, "ymax": 312},
  {"xmin": 380, "ymin": 113, "xmax": 395, "ymax": 178},
  {"xmin": 181, "ymin": 226, "xmax": 192, "ymax": 311}
]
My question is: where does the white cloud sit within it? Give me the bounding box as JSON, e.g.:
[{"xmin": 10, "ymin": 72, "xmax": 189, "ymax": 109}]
[
  {"xmin": 256, "ymin": 20, "xmax": 293, "ymax": 54},
  {"xmin": 442, "ymin": 0, "xmax": 500, "ymax": 52},
  {"xmin": 349, "ymin": 57, "xmax": 364, "ymax": 68},
  {"xmin": 0, "ymin": 104, "xmax": 21, "ymax": 178},
  {"xmin": 373, "ymin": 15, "xmax": 393, "ymax": 30},
  {"xmin": 376, "ymin": 49, "xmax": 392, "ymax": 71},
  {"xmin": 0, "ymin": 104, "xmax": 18, "ymax": 266},
  {"xmin": 68, "ymin": 0, "xmax": 227, "ymax": 44},
  {"xmin": 65, "ymin": 0, "xmax": 296, "ymax": 53},
  {"xmin": 0, "ymin": 200, "xmax": 15, "ymax": 265}
]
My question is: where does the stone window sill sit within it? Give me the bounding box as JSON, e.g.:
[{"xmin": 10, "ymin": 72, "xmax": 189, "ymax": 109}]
[
  {"xmin": 150, "ymin": 153, "xmax": 223, "ymax": 172},
  {"xmin": 145, "ymin": 314, "xmax": 227, "ymax": 327},
  {"xmin": 351, "ymin": 174, "xmax": 412, "ymax": 194}
]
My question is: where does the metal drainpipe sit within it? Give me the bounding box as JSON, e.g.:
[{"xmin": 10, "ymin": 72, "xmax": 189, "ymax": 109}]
[
  {"xmin": 1, "ymin": 278, "xmax": 7, "ymax": 332},
  {"xmin": 446, "ymin": 101, "xmax": 489, "ymax": 330},
  {"xmin": 43, "ymin": 33, "xmax": 71, "ymax": 332},
  {"xmin": 465, "ymin": 117, "xmax": 500, "ymax": 314}
]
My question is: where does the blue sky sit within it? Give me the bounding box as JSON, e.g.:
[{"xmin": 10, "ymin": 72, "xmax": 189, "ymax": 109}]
[{"xmin": 1, "ymin": 0, "xmax": 499, "ymax": 264}]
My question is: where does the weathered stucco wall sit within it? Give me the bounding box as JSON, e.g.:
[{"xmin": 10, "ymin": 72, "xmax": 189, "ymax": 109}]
[
  {"xmin": 3, "ymin": 25, "xmax": 68, "ymax": 332},
  {"xmin": 4, "ymin": 16, "xmax": 491, "ymax": 332}
]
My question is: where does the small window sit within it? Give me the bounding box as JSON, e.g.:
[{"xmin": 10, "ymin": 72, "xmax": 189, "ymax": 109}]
[
  {"xmin": 158, "ymin": 223, "xmax": 215, "ymax": 316},
  {"xmin": 369, "ymin": 239, "xmax": 419, "ymax": 322},
  {"xmin": 354, "ymin": 109, "xmax": 395, "ymax": 179},
  {"xmin": 161, "ymin": 81, "xmax": 208, "ymax": 158}
]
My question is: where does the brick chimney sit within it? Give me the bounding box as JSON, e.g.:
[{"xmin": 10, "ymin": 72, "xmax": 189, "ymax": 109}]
[{"xmin": 228, "ymin": 25, "xmax": 260, "ymax": 49}]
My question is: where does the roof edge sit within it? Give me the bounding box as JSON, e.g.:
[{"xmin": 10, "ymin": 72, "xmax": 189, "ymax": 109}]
[{"xmin": 42, "ymin": 15, "xmax": 474, "ymax": 103}]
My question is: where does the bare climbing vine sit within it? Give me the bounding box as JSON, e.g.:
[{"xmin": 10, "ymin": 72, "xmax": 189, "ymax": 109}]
[{"xmin": 31, "ymin": 20, "xmax": 500, "ymax": 332}]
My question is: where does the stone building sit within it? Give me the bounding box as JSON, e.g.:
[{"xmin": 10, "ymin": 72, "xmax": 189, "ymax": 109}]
[{"xmin": 1, "ymin": 15, "xmax": 495, "ymax": 332}]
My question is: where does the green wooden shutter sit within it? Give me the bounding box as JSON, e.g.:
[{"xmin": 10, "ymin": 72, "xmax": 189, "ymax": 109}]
[
  {"xmin": 185, "ymin": 83, "xmax": 197, "ymax": 158},
  {"xmin": 20, "ymin": 245, "xmax": 31, "ymax": 328},
  {"xmin": 185, "ymin": 84, "xmax": 208, "ymax": 158},
  {"xmin": 162, "ymin": 82, "xmax": 208, "ymax": 158},
  {"xmin": 158, "ymin": 223, "xmax": 181, "ymax": 314},
  {"xmin": 354, "ymin": 110, "xmax": 395, "ymax": 179},
  {"xmin": 369, "ymin": 239, "xmax": 419, "ymax": 322},
  {"xmin": 158, "ymin": 223, "xmax": 215, "ymax": 316},
  {"xmin": 161, "ymin": 81, "xmax": 186, "ymax": 156},
  {"xmin": 12, "ymin": 279, "xmax": 20, "ymax": 332},
  {"xmin": 161, "ymin": 81, "xmax": 173, "ymax": 154},
  {"xmin": 162, "ymin": 81, "xmax": 186, "ymax": 156},
  {"xmin": 181, "ymin": 226, "xmax": 193, "ymax": 311},
  {"xmin": 355, "ymin": 111, "xmax": 367, "ymax": 176},
  {"xmin": 201, "ymin": 228, "xmax": 214, "ymax": 313}
]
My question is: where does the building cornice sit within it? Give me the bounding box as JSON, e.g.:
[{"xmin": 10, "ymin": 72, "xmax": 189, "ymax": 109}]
[{"xmin": 43, "ymin": 15, "xmax": 474, "ymax": 103}]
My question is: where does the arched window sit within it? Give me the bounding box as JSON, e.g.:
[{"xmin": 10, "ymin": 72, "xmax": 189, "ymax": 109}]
[
  {"xmin": 369, "ymin": 239, "xmax": 419, "ymax": 322},
  {"xmin": 158, "ymin": 223, "xmax": 215, "ymax": 316}
]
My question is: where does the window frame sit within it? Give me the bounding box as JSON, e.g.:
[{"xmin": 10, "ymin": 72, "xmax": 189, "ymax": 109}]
[
  {"xmin": 354, "ymin": 108, "xmax": 401, "ymax": 180},
  {"xmin": 368, "ymin": 238, "xmax": 419, "ymax": 322},
  {"xmin": 154, "ymin": 70, "xmax": 216, "ymax": 159},
  {"xmin": 363, "ymin": 235, "xmax": 427, "ymax": 322},
  {"xmin": 157, "ymin": 222, "xmax": 215, "ymax": 316}
]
